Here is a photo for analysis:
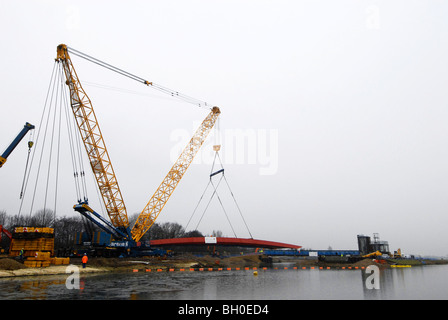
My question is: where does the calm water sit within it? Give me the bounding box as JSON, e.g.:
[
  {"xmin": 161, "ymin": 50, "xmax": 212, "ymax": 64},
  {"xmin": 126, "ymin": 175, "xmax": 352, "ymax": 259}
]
[{"xmin": 0, "ymin": 264, "xmax": 447, "ymax": 300}]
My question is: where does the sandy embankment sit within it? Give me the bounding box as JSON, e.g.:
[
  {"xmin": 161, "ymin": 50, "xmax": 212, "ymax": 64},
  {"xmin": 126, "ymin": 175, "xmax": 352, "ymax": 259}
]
[
  {"xmin": 0, "ymin": 258, "xmax": 108, "ymax": 278},
  {"xmin": 0, "ymin": 254, "xmax": 262, "ymax": 278}
]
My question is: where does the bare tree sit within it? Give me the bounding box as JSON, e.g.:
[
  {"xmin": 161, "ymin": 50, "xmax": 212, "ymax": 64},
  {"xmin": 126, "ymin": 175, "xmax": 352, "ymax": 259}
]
[
  {"xmin": 211, "ymin": 230, "xmax": 223, "ymax": 237},
  {"xmin": 184, "ymin": 229, "xmax": 204, "ymax": 238},
  {"xmin": 31, "ymin": 209, "xmax": 55, "ymax": 227},
  {"xmin": 54, "ymin": 215, "xmax": 84, "ymax": 249},
  {"xmin": 0, "ymin": 210, "xmax": 7, "ymax": 226},
  {"xmin": 147, "ymin": 222, "xmax": 185, "ymax": 240}
]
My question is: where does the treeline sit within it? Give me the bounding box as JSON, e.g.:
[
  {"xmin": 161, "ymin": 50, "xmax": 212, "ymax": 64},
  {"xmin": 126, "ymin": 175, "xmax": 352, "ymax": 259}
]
[{"xmin": 0, "ymin": 209, "xmax": 221, "ymax": 250}]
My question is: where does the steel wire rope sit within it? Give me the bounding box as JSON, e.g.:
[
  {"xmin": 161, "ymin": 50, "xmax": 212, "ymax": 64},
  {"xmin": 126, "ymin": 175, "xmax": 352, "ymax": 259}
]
[
  {"xmin": 72, "ymin": 103, "xmax": 89, "ymax": 203},
  {"xmin": 26, "ymin": 62, "xmax": 60, "ymax": 218},
  {"xmin": 19, "ymin": 129, "xmax": 34, "ymax": 199},
  {"xmin": 67, "ymin": 46, "xmax": 213, "ymax": 110},
  {"xmin": 42, "ymin": 64, "xmax": 62, "ymax": 220},
  {"xmin": 185, "ymin": 152, "xmax": 222, "ymax": 231},
  {"xmin": 60, "ymin": 64, "xmax": 107, "ymax": 229},
  {"xmin": 82, "ymin": 80, "xmax": 182, "ymax": 103},
  {"xmin": 67, "ymin": 85, "xmax": 110, "ymax": 220},
  {"xmin": 193, "ymin": 173, "xmax": 225, "ymax": 232},
  {"xmin": 61, "ymin": 64, "xmax": 83, "ymax": 203},
  {"xmin": 186, "ymin": 151, "xmax": 219, "ymax": 231},
  {"xmin": 184, "ymin": 179, "xmax": 211, "ymax": 232},
  {"xmin": 209, "ymin": 177, "xmax": 238, "ymax": 238},
  {"xmin": 191, "ymin": 151, "xmax": 253, "ymax": 239},
  {"xmin": 208, "ymin": 153, "xmax": 237, "ymax": 238},
  {"xmin": 65, "ymin": 77, "xmax": 107, "ymax": 231},
  {"xmin": 217, "ymin": 152, "xmax": 253, "ymax": 239},
  {"xmin": 18, "ymin": 62, "xmax": 58, "ymax": 216},
  {"xmin": 62, "ymin": 62, "xmax": 90, "ymax": 204},
  {"xmin": 192, "ymin": 152, "xmax": 238, "ymax": 237},
  {"xmin": 51, "ymin": 68, "xmax": 65, "ymax": 227}
]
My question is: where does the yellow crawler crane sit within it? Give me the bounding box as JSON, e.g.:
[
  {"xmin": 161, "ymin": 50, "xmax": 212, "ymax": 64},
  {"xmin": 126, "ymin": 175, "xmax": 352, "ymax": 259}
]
[{"xmin": 55, "ymin": 44, "xmax": 220, "ymax": 246}]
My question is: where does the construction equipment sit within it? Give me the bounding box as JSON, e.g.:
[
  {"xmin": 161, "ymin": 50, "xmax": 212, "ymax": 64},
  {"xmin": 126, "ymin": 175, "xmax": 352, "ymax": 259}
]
[
  {"xmin": 8, "ymin": 227, "xmax": 69, "ymax": 267},
  {"xmin": 55, "ymin": 44, "xmax": 220, "ymax": 254},
  {"xmin": 362, "ymin": 250, "xmax": 383, "ymax": 258},
  {"xmin": 0, "ymin": 225, "xmax": 12, "ymax": 242},
  {"xmin": 0, "ymin": 225, "xmax": 13, "ymax": 253},
  {"xmin": 0, "ymin": 122, "xmax": 34, "ymax": 168},
  {"xmin": 393, "ymin": 248, "xmax": 402, "ymax": 258}
]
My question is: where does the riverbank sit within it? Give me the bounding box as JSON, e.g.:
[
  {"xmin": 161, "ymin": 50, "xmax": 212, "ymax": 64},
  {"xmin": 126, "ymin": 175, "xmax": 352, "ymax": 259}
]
[{"xmin": 0, "ymin": 254, "xmax": 446, "ymax": 278}]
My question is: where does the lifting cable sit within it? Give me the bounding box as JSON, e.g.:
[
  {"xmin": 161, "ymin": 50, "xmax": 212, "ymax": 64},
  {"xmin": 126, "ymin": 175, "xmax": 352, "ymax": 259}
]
[
  {"xmin": 18, "ymin": 60, "xmax": 63, "ymax": 226},
  {"xmin": 18, "ymin": 63, "xmax": 57, "ymax": 215},
  {"xmin": 67, "ymin": 46, "xmax": 214, "ymax": 110},
  {"xmin": 42, "ymin": 63, "xmax": 62, "ymax": 220},
  {"xmin": 18, "ymin": 62, "xmax": 58, "ymax": 217},
  {"xmin": 59, "ymin": 61, "xmax": 109, "ymax": 222},
  {"xmin": 185, "ymin": 151, "xmax": 253, "ymax": 239},
  {"xmin": 19, "ymin": 130, "xmax": 34, "ymax": 199},
  {"xmin": 60, "ymin": 60, "xmax": 89, "ymax": 204},
  {"xmin": 18, "ymin": 61, "xmax": 90, "ymax": 225}
]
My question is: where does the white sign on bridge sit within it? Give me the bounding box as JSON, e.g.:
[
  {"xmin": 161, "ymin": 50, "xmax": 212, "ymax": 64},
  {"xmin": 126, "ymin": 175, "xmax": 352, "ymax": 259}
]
[{"xmin": 204, "ymin": 237, "xmax": 217, "ymax": 244}]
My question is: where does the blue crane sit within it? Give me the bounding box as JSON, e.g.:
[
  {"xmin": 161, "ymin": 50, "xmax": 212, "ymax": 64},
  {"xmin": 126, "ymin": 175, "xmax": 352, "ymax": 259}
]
[{"xmin": 0, "ymin": 122, "xmax": 35, "ymax": 168}]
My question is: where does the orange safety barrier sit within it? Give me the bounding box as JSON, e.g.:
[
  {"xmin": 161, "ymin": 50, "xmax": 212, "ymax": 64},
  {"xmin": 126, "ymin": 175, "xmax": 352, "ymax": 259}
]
[{"xmin": 131, "ymin": 265, "xmax": 369, "ymax": 273}]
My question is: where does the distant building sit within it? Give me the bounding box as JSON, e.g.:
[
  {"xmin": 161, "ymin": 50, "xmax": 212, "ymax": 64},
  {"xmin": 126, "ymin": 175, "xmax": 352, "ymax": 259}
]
[{"xmin": 357, "ymin": 233, "xmax": 390, "ymax": 255}]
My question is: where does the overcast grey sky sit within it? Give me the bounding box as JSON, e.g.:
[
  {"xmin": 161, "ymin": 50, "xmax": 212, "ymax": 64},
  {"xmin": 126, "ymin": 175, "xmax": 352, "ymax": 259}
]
[{"xmin": 0, "ymin": 1, "xmax": 447, "ymax": 256}]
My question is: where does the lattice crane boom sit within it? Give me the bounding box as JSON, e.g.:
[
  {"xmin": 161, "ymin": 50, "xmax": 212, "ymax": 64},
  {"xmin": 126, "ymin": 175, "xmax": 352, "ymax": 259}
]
[
  {"xmin": 56, "ymin": 44, "xmax": 130, "ymax": 235},
  {"xmin": 131, "ymin": 107, "xmax": 221, "ymax": 242}
]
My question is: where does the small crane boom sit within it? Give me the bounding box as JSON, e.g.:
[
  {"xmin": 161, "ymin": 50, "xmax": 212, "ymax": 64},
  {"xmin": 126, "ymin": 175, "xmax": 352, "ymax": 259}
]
[
  {"xmin": 0, "ymin": 122, "xmax": 35, "ymax": 168},
  {"xmin": 131, "ymin": 107, "xmax": 221, "ymax": 242}
]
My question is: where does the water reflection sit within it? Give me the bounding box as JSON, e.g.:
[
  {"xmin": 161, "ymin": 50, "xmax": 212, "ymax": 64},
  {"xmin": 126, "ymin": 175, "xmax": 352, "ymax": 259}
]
[
  {"xmin": 1, "ymin": 264, "xmax": 447, "ymax": 300},
  {"xmin": 360, "ymin": 265, "xmax": 448, "ymax": 300}
]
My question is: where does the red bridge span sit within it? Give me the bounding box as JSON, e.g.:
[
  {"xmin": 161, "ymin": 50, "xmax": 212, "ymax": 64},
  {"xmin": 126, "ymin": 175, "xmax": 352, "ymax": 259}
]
[{"xmin": 149, "ymin": 237, "xmax": 301, "ymax": 249}]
